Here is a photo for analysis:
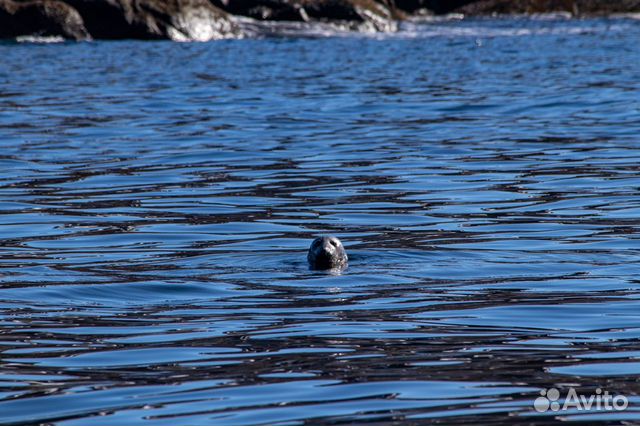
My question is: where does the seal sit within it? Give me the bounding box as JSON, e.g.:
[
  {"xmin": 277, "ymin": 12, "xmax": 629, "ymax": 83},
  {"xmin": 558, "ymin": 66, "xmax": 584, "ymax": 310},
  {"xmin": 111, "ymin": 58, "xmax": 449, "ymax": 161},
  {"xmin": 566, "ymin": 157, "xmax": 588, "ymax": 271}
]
[{"xmin": 307, "ymin": 236, "xmax": 348, "ymax": 270}]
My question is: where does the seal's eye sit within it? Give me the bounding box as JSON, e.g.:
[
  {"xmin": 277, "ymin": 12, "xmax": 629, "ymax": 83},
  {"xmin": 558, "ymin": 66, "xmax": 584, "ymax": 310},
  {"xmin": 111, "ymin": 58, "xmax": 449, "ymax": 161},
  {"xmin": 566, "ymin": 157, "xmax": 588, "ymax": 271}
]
[{"xmin": 330, "ymin": 239, "xmax": 337, "ymax": 247}]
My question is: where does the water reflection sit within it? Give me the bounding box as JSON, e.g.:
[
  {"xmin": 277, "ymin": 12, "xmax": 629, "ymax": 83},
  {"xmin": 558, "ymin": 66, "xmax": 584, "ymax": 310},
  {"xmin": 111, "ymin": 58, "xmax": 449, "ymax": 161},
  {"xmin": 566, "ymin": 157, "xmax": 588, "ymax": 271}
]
[{"xmin": 1, "ymin": 16, "xmax": 640, "ymax": 425}]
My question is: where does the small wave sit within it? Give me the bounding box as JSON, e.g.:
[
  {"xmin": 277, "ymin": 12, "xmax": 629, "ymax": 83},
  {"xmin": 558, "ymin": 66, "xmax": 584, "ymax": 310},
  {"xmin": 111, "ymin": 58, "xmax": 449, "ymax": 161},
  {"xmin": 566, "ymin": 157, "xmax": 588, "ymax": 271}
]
[
  {"xmin": 232, "ymin": 15, "xmax": 630, "ymax": 40},
  {"xmin": 15, "ymin": 35, "xmax": 66, "ymax": 43},
  {"xmin": 165, "ymin": 14, "xmax": 399, "ymax": 41},
  {"xmin": 610, "ymin": 12, "xmax": 640, "ymax": 19},
  {"xmin": 407, "ymin": 13, "xmax": 465, "ymax": 22},
  {"xmin": 395, "ymin": 18, "xmax": 626, "ymax": 39},
  {"xmin": 167, "ymin": 8, "xmax": 242, "ymax": 41},
  {"xmin": 239, "ymin": 17, "xmax": 397, "ymax": 39}
]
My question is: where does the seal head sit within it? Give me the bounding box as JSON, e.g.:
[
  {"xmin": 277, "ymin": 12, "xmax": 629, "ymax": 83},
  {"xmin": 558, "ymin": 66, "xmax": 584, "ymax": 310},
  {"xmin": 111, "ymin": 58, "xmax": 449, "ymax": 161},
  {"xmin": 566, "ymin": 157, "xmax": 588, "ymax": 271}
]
[{"xmin": 307, "ymin": 236, "xmax": 348, "ymax": 270}]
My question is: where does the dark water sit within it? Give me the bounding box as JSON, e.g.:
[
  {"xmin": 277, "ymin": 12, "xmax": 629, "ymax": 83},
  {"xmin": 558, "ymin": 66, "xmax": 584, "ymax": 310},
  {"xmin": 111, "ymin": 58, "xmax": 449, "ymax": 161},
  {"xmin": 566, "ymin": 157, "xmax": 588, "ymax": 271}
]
[{"xmin": 1, "ymin": 16, "xmax": 640, "ymax": 425}]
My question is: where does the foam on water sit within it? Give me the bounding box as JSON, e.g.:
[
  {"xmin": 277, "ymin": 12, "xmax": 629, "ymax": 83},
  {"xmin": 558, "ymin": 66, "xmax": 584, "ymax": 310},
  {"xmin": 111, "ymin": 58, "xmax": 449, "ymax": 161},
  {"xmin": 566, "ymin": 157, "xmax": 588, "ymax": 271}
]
[{"xmin": 15, "ymin": 35, "xmax": 66, "ymax": 43}]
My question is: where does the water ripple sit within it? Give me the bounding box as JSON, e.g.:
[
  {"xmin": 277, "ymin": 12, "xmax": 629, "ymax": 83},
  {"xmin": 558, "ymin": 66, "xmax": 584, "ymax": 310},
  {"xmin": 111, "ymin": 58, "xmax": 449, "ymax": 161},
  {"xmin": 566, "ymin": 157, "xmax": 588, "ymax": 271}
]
[{"xmin": 1, "ymin": 16, "xmax": 640, "ymax": 425}]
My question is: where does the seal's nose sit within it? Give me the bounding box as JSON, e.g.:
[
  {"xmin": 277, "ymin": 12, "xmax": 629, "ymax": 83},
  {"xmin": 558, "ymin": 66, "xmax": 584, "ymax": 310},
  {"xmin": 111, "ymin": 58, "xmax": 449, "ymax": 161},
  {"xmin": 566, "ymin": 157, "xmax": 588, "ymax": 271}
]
[{"xmin": 321, "ymin": 239, "xmax": 335, "ymax": 254}]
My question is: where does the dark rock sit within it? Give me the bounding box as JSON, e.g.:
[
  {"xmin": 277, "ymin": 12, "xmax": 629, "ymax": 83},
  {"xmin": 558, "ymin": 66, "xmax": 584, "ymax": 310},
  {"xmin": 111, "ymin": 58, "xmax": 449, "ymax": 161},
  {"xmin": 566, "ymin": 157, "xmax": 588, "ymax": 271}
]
[
  {"xmin": 213, "ymin": 0, "xmax": 398, "ymax": 31},
  {"xmin": 63, "ymin": 0, "xmax": 239, "ymax": 40},
  {"xmin": 299, "ymin": 0, "xmax": 399, "ymax": 30},
  {"xmin": 394, "ymin": 0, "xmax": 473, "ymax": 14},
  {"xmin": 62, "ymin": 0, "xmax": 153, "ymax": 39},
  {"xmin": 211, "ymin": 0, "xmax": 307, "ymax": 21},
  {"xmin": 454, "ymin": 0, "xmax": 577, "ymax": 14},
  {"xmin": 137, "ymin": 0, "xmax": 239, "ymax": 40},
  {"xmin": 575, "ymin": 0, "xmax": 640, "ymax": 14},
  {"xmin": 454, "ymin": 0, "xmax": 640, "ymax": 15},
  {"xmin": 5, "ymin": 0, "xmax": 637, "ymax": 41},
  {"xmin": 0, "ymin": 0, "xmax": 90, "ymax": 40},
  {"xmin": 302, "ymin": 0, "xmax": 393, "ymax": 19}
]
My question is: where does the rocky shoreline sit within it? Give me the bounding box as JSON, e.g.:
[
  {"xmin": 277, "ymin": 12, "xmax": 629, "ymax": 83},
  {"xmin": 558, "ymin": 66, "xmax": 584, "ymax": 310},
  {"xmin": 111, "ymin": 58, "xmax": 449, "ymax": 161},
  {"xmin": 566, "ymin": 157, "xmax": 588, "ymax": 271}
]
[{"xmin": 1, "ymin": 0, "xmax": 639, "ymax": 41}]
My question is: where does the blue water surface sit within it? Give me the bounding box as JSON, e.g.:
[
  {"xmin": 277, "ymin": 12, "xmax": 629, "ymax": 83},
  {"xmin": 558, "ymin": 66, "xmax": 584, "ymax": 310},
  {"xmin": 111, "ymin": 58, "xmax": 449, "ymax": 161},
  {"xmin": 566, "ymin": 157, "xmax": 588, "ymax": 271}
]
[{"xmin": 1, "ymin": 16, "xmax": 640, "ymax": 424}]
